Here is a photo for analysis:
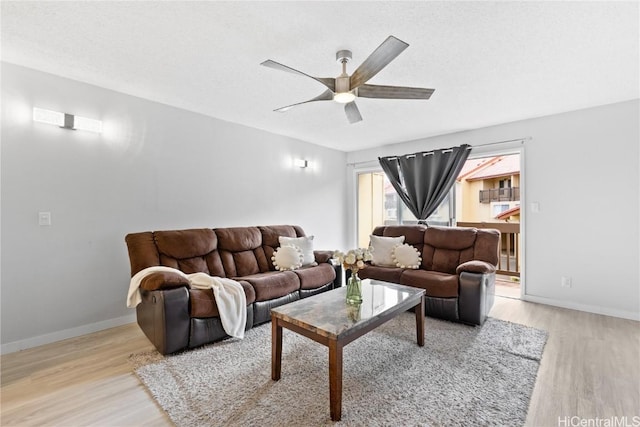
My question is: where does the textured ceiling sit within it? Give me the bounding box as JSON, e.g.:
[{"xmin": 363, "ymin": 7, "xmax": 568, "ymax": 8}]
[{"xmin": 2, "ymin": 1, "xmax": 638, "ymax": 152}]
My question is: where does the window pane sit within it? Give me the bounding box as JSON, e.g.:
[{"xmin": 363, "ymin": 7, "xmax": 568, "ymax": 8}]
[
  {"xmin": 383, "ymin": 178, "xmax": 399, "ymax": 225},
  {"xmin": 425, "ymin": 192, "xmax": 451, "ymax": 226}
]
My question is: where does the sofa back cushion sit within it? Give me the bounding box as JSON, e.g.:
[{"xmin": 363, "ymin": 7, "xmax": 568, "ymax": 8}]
[
  {"xmin": 473, "ymin": 229, "xmax": 500, "ymax": 265},
  {"xmin": 125, "ymin": 231, "xmax": 161, "ymax": 276},
  {"xmin": 154, "ymin": 229, "xmax": 225, "ymax": 276},
  {"xmin": 215, "ymin": 227, "xmax": 268, "ymax": 277},
  {"xmin": 125, "ymin": 225, "xmax": 312, "ymax": 278},
  {"xmin": 423, "ymin": 227, "xmax": 477, "ymax": 274}
]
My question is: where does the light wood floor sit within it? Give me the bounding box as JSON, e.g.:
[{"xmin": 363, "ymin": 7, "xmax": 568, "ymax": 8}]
[{"xmin": 1, "ymin": 297, "xmax": 639, "ymax": 426}]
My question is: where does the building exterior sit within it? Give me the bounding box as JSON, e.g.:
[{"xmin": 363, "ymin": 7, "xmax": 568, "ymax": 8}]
[{"xmin": 456, "ymin": 154, "xmax": 520, "ymax": 223}]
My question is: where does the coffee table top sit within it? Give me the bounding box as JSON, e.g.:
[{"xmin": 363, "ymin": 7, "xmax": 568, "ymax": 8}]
[{"xmin": 270, "ymin": 279, "xmax": 424, "ymax": 340}]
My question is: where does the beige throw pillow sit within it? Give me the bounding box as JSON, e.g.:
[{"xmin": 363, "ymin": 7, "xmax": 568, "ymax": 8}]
[{"xmin": 369, "ymin": 235, "xmax": 405, "ymax": 267}]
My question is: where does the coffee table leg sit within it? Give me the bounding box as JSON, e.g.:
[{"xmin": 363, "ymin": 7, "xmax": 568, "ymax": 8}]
[
  {"xmin": 271, "ymin": 316, "xmax": 282, "ymax": 381},
  {"xmin": 416, "ymin": 295, "xmax": 425, "ymax": 347},
  {"xmin": 328, "ymin": 340, "xmax": 343, "ymax": 421}
]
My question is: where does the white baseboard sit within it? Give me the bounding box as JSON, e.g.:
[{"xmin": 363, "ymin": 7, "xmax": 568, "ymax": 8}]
[
  {"xmin": 522, "ymin": 294, "xmax": 640, "ymax": 322},
  {"xmin": 0, "ymin": 313, "xmax": 137, "ymax": 355}
]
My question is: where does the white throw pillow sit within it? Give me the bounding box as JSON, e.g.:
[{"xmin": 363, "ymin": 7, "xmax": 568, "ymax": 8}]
[
  {"xmin": 369, "ymin": 235, "xmax": 405, "ymax": 267},
  {"xmin": 392, "ymin": 243, "xmax": 422, "ymax": 269},
  {"xmin": 271, "ymin": 245, "xmax": 303, "ymax": 271},
  {"xmin": 279, "ymin": 235, "xmax": 316, "ymax": 266}
]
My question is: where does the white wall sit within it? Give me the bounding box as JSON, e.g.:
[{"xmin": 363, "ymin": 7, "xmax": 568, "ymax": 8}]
[
  {"xmin": 0, "ymin": 63, "xmax": 348, "ymax": 353},
  {"xmin": 347, "ymin": 100, "xmax": 640, "ymax": 321}
]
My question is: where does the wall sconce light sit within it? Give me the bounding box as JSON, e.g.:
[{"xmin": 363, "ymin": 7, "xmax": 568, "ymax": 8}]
[
  {"xmin": 33, "ymin": 107, "xmax": 102, "ymax": 133},
  {"xmin": 294, "ymin": 159, "xmax": 308, "ymax": 168}
]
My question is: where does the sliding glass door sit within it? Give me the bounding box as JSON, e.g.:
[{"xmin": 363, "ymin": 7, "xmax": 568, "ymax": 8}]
[{"xmin": 354, "ymin": 145, "xmax": 524, "ymax": 299}]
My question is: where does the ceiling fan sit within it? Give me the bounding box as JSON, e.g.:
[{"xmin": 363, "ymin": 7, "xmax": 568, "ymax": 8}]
[{"xmin": 261, "ymin": 35, "xmax": 434, "ymax": 124}]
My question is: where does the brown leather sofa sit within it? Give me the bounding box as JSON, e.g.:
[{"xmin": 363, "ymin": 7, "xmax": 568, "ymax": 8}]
[
  {"xmin": 125, "ymin": 225, "xmax": 340, "ymax": 354},
  {"xmin": 358, "ymin": 225, "xmax": 499, "ymax": 325}
]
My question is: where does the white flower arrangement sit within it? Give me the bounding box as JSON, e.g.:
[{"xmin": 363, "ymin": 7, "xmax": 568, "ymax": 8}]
[{"xmin": 333, "ymin": 247, "xmax": 373, "ymax": 274}]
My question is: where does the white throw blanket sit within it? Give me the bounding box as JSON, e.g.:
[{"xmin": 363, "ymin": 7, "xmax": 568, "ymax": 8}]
[
  {"xmin": 186, "ymin": 272, "xmax": 247, "ymax": 339},
  {"xmin": 127, "ymin": 266, "xmax": 247, "ymax": 339}
]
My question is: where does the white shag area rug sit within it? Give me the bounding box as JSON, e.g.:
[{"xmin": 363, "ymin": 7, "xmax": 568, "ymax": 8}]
[{"xmin": 130, "ymin": 314, "xmax": 547, "ymax": 426}]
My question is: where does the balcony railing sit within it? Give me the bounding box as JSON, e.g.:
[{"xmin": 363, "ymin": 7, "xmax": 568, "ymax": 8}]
[
  {"xmin": 479, "ymin": 187, "xmax": 520, "ymax": 203},
  {"xmin": 457, "ymin": 221, "xmax": 520, "ymax": 278}
]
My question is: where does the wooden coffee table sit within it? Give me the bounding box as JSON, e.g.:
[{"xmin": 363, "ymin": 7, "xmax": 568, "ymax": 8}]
[{"xmin": 270, "ymin": 279, "xmax": 425, "ymax": 421}]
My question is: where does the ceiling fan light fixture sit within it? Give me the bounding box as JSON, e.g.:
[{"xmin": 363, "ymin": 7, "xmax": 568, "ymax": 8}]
[{"xmin": 333, "ymin": 91, "xmax": 356, "ymax": 104}]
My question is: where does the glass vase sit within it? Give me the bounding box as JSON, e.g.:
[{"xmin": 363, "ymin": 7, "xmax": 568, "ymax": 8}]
[{"xmin": 346, "ymin": 271, "xmax": 363, "ymax": 305}]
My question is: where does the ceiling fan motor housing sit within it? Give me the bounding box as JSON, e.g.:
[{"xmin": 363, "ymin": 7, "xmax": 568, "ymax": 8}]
[{"xmin": 336, "ymin": 50, "xmax": 352, "ymax": 64}]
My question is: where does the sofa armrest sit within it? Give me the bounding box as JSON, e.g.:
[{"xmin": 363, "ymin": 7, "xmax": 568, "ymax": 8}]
[
  {"xmin": 136, "ymin": 287, "xmax": 190, "ymax": 354},
  {"xmin": 140, "ymin": 271, "xmax": 190, "ymax": 291},
  {"xmin": 456, "ymin": 260, "xmax": 496, "ymax": 275},
  {"xmin": 458, "ymin": 271, "xmax": 495, "ymax": 325},
  {"xmin": 314, "ymin": 250, "xmax": 334, "ymax": 264},
  {"xmin": 312, "ymin": 250, "xmax": 343, "ymax": 289}
]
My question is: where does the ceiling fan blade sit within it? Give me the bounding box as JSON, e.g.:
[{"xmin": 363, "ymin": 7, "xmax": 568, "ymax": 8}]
[
  {"xmin": 357, "ymin": 84, "xmax": 435, "ymax": 99},
  {"xmin": 274, "ymin": 89, "xmax": 334, "ymax": 112},
  {"xmin": 344, "ymin": 101, "xmax": 363, "ymax": 124},
  {"xmin": 261, "ymin": 60, "xmax": 335, "ymax": 92},
  {"xmin": 350, "ymin": 36, "xmax": 409, "ymax": 89}
]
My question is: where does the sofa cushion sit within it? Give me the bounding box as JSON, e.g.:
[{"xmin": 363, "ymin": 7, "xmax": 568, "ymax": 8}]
[
  {"xmin": 400, "ymin": 269, "xmax": 459, "ymax": 298},
  {"xmin": 153, "ymin": 229, "xmax": 225, "ymax": 276},
  {"xmin": 216, "ymin": 227, "xmax": 262, "ymax": 252},
  {"xmin": 239, "ymin": 271, "xmax": 300, "ymax": 302},
  {"xmin": 370, "ymin": 235, "xmax": 405, "ymax": 267},
  {"xmin": 358, "ymin": 265, "xmax": 405, "ymax": 284},
  {"xmin": 293, "ymin": 263, "xmax": 336, "ymax": 290},
  {"xmin": 424, "ymin": 226, "xmax": 477, "ymax": 250},
  {"xmin": 234, "ymin": 250, "xmax": 262, "ymax": 277},
  {"xmin": 423, "ymin": 227, "xmax": 477, "ymax": 273},
  {"xmin": 155, "ymin": 229, "xmax": 218, "ymax": 259},
  {"xmin": 279, "ymin": 235, "xmax": 316, "ymax": 266},
  {"xmin": 216, "ymin": 227, "xmax": 269, "ymax": 276}
]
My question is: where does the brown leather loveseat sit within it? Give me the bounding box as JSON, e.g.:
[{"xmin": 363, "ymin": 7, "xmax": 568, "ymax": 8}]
[
  {"xmin": 359, "ymin": 225, "xmax": 499, "ymax": 325},
  {"xmin": 125, "ymin": 225, "xmax": 339, "ymax": 354}
]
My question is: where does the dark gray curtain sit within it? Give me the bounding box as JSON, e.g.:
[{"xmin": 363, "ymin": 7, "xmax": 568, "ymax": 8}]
[{"xmin": 379, "ymin": 144, "xmax": 470, "ymax": 223}]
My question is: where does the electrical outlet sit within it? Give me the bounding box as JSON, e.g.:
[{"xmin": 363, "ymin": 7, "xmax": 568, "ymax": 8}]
[{"xmin": 561, "ymin": 276, "xmax": 572, "ymax": 288}]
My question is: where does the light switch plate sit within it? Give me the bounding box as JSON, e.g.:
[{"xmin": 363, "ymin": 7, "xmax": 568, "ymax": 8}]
[
  {"xmin": 531, "ymin": 202, "xmax": 540, "ymax": 213},
  {"xmin": 39, "ymin": 212, "xmax": 51, "ymax": 226}
]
